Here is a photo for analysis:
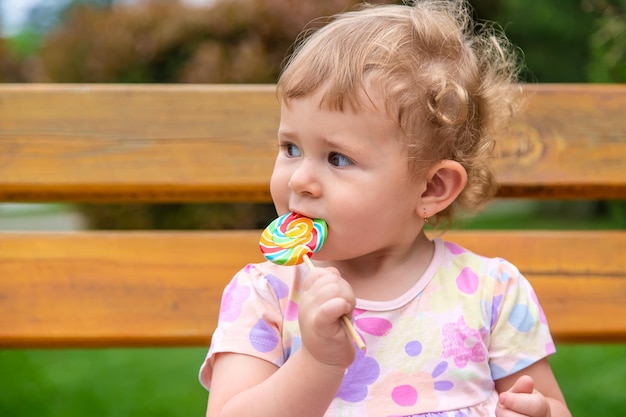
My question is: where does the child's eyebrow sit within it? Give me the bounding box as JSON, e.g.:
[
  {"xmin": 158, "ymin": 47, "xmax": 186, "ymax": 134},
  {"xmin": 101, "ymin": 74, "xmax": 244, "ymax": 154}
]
[
  {"xmin": 321, "ymin": 136, "xmax": 364, "ymax": 156},
  {"xmin": 277, "ymin": 128, "xmax": 298, "ymax": 140}
]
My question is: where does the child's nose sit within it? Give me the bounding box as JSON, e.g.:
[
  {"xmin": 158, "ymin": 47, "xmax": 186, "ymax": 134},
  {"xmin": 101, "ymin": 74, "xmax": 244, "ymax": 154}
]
[{"xmin": 288, "ymin": 160, "xmax": 321, "ymax": 197}]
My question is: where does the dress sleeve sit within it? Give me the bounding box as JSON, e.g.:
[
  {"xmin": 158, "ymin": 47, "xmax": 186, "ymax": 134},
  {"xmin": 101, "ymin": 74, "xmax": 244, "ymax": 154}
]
[
  {"xmin": 199, "ymin": 263, "xmax": 287, "ymax": 390},
  {"xmin": 487, "ymin": 258, "xmax": 556, "ymax": 380}
]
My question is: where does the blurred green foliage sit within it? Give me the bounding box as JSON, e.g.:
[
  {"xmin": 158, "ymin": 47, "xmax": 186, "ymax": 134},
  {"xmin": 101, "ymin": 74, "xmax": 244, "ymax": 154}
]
[
  {"xmin": 37, "ymin": 0, "xmax": 374, "ymax": 83},
  {"xmin": 497, "ymin": 0, "xmax": 597, "ymax": 82},
  {"xmin": 587, "ymin": 0, "xmax": 626, "ymax": 82},
  {"xmin": 2, "ymin": 0, "xmax": 619, "ymax": 84},
  {"xmin": 0, "ymin": 37, "xmax": 27, "ymax": 81}
]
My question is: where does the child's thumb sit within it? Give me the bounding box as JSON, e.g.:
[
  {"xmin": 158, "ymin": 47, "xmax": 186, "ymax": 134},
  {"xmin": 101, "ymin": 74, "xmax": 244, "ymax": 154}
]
[{"xmin": 507, "ymin": 374, "xmax": 535, "ymax": 394}]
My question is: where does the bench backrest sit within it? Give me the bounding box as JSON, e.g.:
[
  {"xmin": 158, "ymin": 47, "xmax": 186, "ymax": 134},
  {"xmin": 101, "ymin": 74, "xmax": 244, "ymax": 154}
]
[{"xmin": 0, "ymin": 83, "xmax": 625, "ymax": 347}]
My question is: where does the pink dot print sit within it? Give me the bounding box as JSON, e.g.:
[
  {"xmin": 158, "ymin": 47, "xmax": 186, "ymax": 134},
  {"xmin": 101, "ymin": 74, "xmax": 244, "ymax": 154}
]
[
  {"xmin": 391, "ymin": 384, "xmax": 418, "ymax": 407},
  {"xmin": 220, "ymin": 280, "xmax": 250, "ymax": 322},
  {"xmin": 445, "ymin": 241, "xmax": 466, "ymax": 255},
  {"xmin": 456, "ymin": 267, "xmax": 479, "ymax": 294},
  {"xmin": 355, "ymin": 317, "xmax": 393, "ymax": 336},
  {"xmin": 284, "ymin": 300, "xmax": 298, "ymax": 321}
]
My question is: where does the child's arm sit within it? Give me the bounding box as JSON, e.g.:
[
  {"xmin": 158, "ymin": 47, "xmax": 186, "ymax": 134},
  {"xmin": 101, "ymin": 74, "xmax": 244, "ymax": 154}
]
[
  {"xmin": 206, "ymin": 266, "xmax": 357, "ymax": 417},
  {"xmin": 495, "ymin": 358, "xmax": 571, "ymax": 417},
  {"xmin": 206, "ymin": 350, "xmax": 346, "ymax": 417}
]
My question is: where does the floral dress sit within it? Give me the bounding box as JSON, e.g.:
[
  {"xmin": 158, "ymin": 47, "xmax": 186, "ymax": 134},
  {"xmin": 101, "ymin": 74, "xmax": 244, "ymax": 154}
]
[{"xmin": 200, "ymin": 238, "xmax": 555, "ymax": 417}]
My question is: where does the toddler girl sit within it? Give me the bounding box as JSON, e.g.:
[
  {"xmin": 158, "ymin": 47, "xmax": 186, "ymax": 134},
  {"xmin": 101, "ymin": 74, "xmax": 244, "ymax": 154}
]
[{"xmin": 200, "ymin": 1, "xmax": 571, "ymax": 416}]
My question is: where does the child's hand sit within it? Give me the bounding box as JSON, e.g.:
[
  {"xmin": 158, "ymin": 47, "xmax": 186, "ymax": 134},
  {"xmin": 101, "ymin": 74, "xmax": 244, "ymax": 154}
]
[
  {"xmin": 298, "ymin": 266, "xmax": 356, "ymax": 369},
  {"xmin": 497, "ymin": 375, "xmax": 551, "ymax": 417}
]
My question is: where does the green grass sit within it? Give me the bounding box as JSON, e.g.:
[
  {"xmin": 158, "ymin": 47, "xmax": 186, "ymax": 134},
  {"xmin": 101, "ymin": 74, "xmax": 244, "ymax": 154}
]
[
  {"xmin": 0, "ymin": 348, "xmax": 208, "ymax": 416},
  {"xmin": 0, "ymin": 345, "xmax": 624, "ymax": 416},
  {"xmin": 549, "ymin": 344, "xmax": 626, "ymax": 417}
]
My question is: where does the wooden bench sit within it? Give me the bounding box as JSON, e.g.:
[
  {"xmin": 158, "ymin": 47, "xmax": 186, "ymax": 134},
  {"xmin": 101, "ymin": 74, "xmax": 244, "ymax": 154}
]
[{"xmin": 0, "ymin": 83, "xmax": 625, "ymax": 349}]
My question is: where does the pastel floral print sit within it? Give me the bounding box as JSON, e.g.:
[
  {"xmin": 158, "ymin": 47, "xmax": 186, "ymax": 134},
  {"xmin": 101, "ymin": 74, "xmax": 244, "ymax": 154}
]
[
  {"xmin": 336, "ymin": 348, "xmax": 380, "ymax": 402},
  {"xmin": 218, "ymin": 274, "xmax": 250, "ymax": 322},
  {"xmin": 201, "ymin": 239, "xmax": 555, "ymax": 416},
  {"xmin": 442, "ymin": 317, "xmax": 488, "ymax": 368}
]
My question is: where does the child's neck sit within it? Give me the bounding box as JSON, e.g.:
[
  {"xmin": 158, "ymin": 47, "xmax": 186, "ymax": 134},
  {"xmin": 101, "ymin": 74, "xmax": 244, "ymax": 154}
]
[{"xmin": 327, "ymin": 232, "xmax": 435, "ymax": 302}]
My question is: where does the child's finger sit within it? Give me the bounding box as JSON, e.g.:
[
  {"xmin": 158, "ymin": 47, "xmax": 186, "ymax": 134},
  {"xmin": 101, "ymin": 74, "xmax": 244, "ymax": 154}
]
[
  {"xmin": 300, "ymin": 266, "xmax": 341, "ymax": 292},
  {"xmin": 499, "ymin": 376, "xmax": 549, "ymax": 417},
  {"xmin": 507, "ymin": 374, "xmax": 534, "ymax": 394},
  {"xmin": 314, "ymin": 298, "xmax": 354, "ymax": 326},
  {"xmin": 499, "ymin": 391, "xmax": 548, "ymax": 417}
]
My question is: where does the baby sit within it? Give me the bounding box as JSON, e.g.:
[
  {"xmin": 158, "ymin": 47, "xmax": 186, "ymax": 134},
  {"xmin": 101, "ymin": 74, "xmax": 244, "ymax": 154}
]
[{"xmin": 200, "ymin": 1, "xmax": 571, "ymax": 416}]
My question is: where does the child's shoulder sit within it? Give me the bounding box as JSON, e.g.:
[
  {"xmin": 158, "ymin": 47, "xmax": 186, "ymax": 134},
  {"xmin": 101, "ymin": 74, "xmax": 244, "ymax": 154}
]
[
  {"xmin": 230, "ymin": 261, "xmax": 302, "ymax": 294},
  {"xmin": 435, "ymin": 237, "xmax": 522, "ymax": 280},
  {"xmin": 432, "ymin": 238, "xmax": 531, "ymax": 303}
]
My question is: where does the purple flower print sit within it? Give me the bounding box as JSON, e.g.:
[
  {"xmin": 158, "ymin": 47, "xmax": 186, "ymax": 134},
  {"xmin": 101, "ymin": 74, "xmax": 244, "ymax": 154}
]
[
  {"xmin": 389, "ymin": 361, "xmax": 454, "ymax": 407},
  {"xmin": 442, "ymin": 317, "xmax": 487, "ymax": 368},
  {"xmin": 405, "ymin": 340, "xmax": 422, "ymax": 357},
  {"xmin": 266, "ymin": 274, "xmax": 289, "ymax": 299},
  {"xmin": 249, "ymin": 319, "xmax": 279, "ymax": 353},
  {"xmin": 336, "ymin": 348, "xmax": 380, "ymax": 402},
  {"xmin": 431, "ymin": 361, "xmax": 454, "ymax": 391},
  {"xmin": 490, "ymin": 295, "xmax": 503, "ymax": 328},
  {"xmin": 367, "ymin": 365, "xmax": 450, "ymax": 415}
]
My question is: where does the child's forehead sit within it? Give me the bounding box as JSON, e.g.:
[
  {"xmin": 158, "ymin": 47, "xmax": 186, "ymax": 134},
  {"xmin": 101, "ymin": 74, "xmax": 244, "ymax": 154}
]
[
  {"xmin": 279, "ymin": 85, "xmax": 405, "ymax": 145},
  {"xmin": 280, "ymin": 77, "xmax": 395, "ymax": 116}
]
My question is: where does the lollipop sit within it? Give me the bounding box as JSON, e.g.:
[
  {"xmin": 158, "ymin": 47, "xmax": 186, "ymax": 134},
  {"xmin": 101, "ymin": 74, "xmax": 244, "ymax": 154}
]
[
  {"xmin": 260, "ymin": 212, "xmax": 327, "ymax": 266},
  {"xmin": 260, "ymin": 212, "xmax": 365, "ymax": 350}
]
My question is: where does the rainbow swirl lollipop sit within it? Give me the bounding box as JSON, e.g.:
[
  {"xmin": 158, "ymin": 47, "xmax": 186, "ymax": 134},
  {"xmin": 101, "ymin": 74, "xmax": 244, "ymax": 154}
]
[
  {"xmin": 259, "ymin": 212, "xmax": 327, "ymax": 266},
  {"xmin": 259, "ymin": 212, "xmax": 365, "ymax": 350}
]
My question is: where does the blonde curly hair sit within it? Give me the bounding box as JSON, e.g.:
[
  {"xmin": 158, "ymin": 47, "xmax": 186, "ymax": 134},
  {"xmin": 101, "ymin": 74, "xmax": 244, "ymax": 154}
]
[{"xmin": 277, "ymin": 0, "xmax": 523, "ymax": 224}]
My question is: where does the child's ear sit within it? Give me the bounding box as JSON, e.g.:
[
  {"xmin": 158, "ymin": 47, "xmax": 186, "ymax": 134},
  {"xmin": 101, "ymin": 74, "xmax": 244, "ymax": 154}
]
[{"xmin": 419, "ymin": 160, "xmax": 467, "ymax": 218}]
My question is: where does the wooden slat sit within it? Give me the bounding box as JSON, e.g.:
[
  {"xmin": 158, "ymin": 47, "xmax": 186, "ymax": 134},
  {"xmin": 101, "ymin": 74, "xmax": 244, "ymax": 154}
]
[
  {"xmin": 494, "ymin": 84, "xmax": 626, "ymax": 199},
  {"xmin": 1, "ymin": 230, "xmax": 624, "ymax": 347},
  {"xmin": 0, "ymin": 84, "xmax": 279, "ymax": 203},
  {"xmin": 0, "ymin": 231, "xmax": 264, "ymax": 347},
  {"xmin": 0, "ymin": 83, "xmax": 624, "ymax": 202}
]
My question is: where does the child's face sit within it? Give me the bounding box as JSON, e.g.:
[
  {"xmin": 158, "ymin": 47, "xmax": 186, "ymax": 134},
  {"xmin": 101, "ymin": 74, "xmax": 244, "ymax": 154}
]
[{"xmin": 270, "ymin": 88, "xmax": 427, "ymax": 262}]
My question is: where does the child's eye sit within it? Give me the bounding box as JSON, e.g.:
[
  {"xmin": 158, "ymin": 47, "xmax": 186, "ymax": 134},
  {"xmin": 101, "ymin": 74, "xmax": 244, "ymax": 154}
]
[
  {"xmin": 328, "ymin": 152, "xmax": 354, "ymax": 167},
  {"xmin": 280, "ymin": 143, "xmax": 301, "ymax": 158}
]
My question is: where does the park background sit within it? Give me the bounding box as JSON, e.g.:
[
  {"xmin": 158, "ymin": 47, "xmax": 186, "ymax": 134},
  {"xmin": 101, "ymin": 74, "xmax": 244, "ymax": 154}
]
[{"xmin": 0, "ymin": 0, "xmax": 624, "ymax": 416}]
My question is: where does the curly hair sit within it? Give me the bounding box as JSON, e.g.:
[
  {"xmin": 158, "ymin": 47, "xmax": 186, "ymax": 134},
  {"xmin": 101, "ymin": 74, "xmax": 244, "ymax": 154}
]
[{"xmin": 277, "ymin": 0, "xmax": 523, "ymax": 224}]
